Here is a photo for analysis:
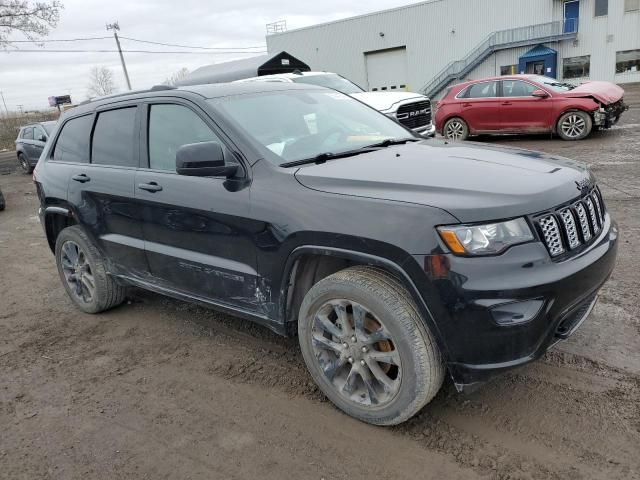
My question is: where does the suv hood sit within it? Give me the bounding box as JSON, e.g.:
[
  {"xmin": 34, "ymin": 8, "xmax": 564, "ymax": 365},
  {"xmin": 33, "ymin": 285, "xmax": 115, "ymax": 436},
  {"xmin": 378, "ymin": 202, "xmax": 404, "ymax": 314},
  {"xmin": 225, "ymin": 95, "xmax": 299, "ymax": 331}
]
[
  {"xmin": 294, "ymin": 140, "xmax": 591, "ymax": 222},
  {"xmin": 350, "ymin": 91, "xmax": 428, "ymax": 112},
  {"xmin": 562, "ymin": 81, "xmax": 624, "ymax": 105}
]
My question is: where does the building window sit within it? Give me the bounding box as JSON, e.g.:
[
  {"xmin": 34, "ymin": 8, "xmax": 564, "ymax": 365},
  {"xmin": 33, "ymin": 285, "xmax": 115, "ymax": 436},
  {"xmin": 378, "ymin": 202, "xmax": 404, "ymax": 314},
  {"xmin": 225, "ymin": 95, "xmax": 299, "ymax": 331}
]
[
  {"xmin": 594, "ymin": 0, "xmax": 608, "ymax": 16},
  {"xmin": 563, "ymin": 55, "xmax": 590, "ymax": 79},
  {"xmin": 616, "ymin": 49, "xmax": 640, "ymax": 74},
  {"xmin": 625, "ymin": 0, "xmax": 639, "ymax": 12},
  {"xmin": 500, "ymin": 65, "xmax": 517, "ymax": 75}
]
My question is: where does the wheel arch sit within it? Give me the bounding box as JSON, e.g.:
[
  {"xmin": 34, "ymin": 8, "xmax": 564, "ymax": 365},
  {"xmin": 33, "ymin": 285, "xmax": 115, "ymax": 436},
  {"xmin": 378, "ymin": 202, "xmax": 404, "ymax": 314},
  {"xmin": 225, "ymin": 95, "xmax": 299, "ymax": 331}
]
[
  {"xmin": 553, "ymin": 107, "xmax": 595, "ymax": 134},
  {"xmin": 43, "ymin": 206, "xmax": 77, "ymax": 253},
  {"xmin": 278, "ymin": 245, "xmax": 452, "ymax": 362}
]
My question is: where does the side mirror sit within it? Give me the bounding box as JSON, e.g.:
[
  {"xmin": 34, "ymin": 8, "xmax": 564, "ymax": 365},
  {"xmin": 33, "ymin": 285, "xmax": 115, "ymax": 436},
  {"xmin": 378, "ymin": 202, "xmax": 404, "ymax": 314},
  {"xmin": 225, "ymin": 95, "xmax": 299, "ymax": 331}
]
[
  {"xmin": 37, "ymin": 134, "xmax": 47, "ymax": 142},
  {"xmin": 176, "ymin": 141, "xmax": 238, "ymax": 178},
  {"xmin": 532, "ymin": 89, "xmax": 549, "ymax": 98}
]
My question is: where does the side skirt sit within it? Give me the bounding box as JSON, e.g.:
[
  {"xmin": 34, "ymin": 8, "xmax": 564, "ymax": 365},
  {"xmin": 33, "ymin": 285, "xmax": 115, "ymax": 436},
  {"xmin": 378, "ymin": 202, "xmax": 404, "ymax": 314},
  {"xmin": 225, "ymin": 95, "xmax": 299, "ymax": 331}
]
[{"xmin": 112, "ymin": 273, "xmax": 287, "ymax": 336}]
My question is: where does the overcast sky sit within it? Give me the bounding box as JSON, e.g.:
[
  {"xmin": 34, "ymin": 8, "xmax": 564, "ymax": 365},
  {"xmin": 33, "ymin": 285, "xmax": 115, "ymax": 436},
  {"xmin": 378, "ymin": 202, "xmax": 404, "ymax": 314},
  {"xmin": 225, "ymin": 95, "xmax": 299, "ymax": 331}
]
[{"xmin": 0, "ymin": 0, "xmax": 415, "ymax": 111}]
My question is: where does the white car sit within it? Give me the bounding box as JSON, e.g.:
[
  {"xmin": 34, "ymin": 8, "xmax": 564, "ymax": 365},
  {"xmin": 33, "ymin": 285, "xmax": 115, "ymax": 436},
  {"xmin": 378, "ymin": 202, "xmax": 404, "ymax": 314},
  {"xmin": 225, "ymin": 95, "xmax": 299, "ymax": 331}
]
[{"xmin": 235, "ymin": 71, "xmax": 435, "ymax": 137}]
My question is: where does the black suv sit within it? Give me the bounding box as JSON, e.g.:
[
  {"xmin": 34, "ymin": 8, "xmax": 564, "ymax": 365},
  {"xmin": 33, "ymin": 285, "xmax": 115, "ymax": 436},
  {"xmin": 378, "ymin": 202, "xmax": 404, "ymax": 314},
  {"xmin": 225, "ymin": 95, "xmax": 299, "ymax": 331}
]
[
  {"xmin": 34, "ymin": 83, "xmax": 618, "ymax": 425},
  {"xmin": 15, "ymin": 121, "xmax": 56, "ymax": 173}
]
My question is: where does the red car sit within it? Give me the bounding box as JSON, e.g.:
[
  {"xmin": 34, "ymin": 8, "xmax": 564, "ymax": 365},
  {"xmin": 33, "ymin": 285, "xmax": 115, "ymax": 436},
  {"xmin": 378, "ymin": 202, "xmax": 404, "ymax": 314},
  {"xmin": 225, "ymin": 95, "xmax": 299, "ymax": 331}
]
[{"xmin": 435, "ymin": 75, "xmax": 627, "ymax": 141}]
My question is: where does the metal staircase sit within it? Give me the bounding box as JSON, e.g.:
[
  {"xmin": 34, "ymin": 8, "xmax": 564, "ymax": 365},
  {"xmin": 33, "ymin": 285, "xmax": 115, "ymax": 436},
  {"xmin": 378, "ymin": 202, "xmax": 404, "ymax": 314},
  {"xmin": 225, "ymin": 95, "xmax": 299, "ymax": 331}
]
[{"xmin": 420, "ymin": 21, "xmax": 578, "ymax": 98}]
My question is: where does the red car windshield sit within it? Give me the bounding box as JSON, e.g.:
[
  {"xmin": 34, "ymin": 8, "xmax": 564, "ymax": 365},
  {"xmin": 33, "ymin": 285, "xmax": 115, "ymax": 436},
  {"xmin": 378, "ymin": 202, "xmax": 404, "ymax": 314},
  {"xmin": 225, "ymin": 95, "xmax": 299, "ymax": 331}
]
[{"xmin": 528, "ymin": 76, "xmax": 576, "ymax": 92}]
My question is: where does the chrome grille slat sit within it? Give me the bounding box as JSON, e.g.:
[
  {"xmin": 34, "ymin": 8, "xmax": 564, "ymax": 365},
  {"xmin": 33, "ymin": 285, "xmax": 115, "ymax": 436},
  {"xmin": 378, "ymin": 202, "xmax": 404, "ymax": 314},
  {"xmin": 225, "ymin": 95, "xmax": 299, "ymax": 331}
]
[
  {"xmin": 575, "ymin": 203, "xmax": 592, "ymax": 242},
  {"xmin": 539, "ymin": 215, "xmax": 565, "ymax": 257},
  {"xmin": 559, "ymin": 209, "xmax": 580, "ymax": 249},
  {"xmin": 585, "ymin": 197, "xmax": 601, "ymax": 234},
  {"xmin": 536, "ymin": 186, "xmax": 605, "ymax": 259}
]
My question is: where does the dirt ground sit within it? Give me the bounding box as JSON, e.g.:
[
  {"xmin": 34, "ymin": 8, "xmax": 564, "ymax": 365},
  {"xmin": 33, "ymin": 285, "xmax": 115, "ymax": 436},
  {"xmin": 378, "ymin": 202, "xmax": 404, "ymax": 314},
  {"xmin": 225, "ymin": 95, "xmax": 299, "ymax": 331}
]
[{"xmin": 1, "ymin": 87, "xmax": 640, "ymax": 480}]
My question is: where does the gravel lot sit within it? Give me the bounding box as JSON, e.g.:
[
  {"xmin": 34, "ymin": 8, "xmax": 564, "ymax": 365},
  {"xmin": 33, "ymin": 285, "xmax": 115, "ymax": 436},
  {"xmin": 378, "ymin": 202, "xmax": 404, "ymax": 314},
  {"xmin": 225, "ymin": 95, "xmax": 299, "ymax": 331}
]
[{"xmin": 1, "ymin": 86, "xmax": 639, "ymax": 480}]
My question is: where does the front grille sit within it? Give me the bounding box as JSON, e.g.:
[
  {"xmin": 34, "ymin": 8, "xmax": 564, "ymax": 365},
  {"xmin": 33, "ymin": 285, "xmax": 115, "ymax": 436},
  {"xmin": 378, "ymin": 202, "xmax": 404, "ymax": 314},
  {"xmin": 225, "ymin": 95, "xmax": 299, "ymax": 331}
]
[
  {"xmin": 534, "ymin": 186, "xmax": 606, "ymax": 259},
  {"xmin": 396, "ymin": 100, "xmax": 432, "ymax": 129}
]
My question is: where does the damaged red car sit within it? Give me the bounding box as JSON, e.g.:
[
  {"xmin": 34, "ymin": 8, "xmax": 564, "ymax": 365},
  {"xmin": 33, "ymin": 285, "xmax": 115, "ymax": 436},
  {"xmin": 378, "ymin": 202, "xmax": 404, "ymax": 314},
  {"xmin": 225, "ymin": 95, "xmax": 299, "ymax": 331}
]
[{"xmin": 435, "ymin": 75, "xmax": 628, "ymax": 141}]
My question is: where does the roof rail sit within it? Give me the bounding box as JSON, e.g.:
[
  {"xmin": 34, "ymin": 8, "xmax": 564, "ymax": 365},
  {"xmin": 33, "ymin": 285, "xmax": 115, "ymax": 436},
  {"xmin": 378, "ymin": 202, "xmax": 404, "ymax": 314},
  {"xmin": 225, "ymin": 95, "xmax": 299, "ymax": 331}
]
[{"xmin": 78, "ymin": 85, "xmax": 178, "ymax": 106}]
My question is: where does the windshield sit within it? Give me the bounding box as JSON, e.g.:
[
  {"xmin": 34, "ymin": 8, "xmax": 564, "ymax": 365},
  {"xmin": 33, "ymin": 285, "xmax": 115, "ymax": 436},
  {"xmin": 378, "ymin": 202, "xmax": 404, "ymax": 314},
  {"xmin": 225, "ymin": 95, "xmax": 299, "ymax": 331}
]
[
  {"xmin": 210, "ymin": 89, "xmax": 414, "ymax": 166},
  {"xmin": 41, "ymin": 121, "xmax": 56, "ymax": 134},
  {"xmin": 290, "ymin": 74, "xmax": 364, "ymax": 95},
  {"xmin": 529, "ymin": 75, "xmax": 576, "ymax": 92}
]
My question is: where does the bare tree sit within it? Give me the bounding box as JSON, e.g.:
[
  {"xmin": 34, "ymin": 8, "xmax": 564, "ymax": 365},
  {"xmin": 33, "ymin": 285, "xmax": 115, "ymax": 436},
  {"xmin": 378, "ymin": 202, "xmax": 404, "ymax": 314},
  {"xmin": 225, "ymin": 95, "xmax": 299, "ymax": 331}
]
[
  {"xmin": 163, "ymin": 67, "xmax": 190, "ymax": 86},
  {"xmin": 87, "ymin": 66, "xmax": 117, "ymax": 97},
  {"xmin": 0, "ymin": 0, "xmax": 63, "ymax": 47}
]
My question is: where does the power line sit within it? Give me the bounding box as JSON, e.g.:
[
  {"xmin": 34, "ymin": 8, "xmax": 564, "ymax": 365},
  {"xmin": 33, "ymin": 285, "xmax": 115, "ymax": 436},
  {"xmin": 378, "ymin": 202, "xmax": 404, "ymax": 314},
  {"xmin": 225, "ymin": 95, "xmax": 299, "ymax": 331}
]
[
  {"xmin": 6, "ymin": 36, "xmax": 112, "ymax": 43},
  {"xmin": 5, "ymin": 35, "xmax": 267, "ymax": 50},
  {"xmin": 119, "ymin": 36, "xmax": 266, "ymax": 50},
  {"xmin": 2, "ymin": 49, "xmax": 267, "ymax": 54}
]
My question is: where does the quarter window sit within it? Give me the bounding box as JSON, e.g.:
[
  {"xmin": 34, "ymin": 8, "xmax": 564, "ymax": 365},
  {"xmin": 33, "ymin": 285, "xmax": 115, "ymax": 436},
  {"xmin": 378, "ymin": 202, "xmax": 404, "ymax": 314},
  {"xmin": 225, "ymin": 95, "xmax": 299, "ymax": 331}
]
[
  {"xmin": 148, "ymin": 104, "xmax": 220, "ymax": 171},
  {"xmin": 92, "ymin": 107, "xmax": 137, "ymax": 167},
  {"xmin": 34, "ymin": 126, "xmax": 47, "ymax": 141},
  {"xmin": 502, "ymin": 80, "xmax": 537, "ymax": 97},
  {"xmin": 464, "ymin": 81, "xmax": 498, "ymax": 98},
  {"xmin": 594, "ymin": 0, "xmax": 608, "ymax": 16},
  {"xmin": 563, "ymin": 55, "xmax": 590, "ymax": 79},
  {"xmin": 22, "ymin": 128, "xmax": 33, "ymax": 140},
  {"xmin": 52, "ymin": 115, "xmax": 93, "ymax": 163},
  {"xmin": 616, "ymin": 49, "xmax": 640, "ymax": 74}
]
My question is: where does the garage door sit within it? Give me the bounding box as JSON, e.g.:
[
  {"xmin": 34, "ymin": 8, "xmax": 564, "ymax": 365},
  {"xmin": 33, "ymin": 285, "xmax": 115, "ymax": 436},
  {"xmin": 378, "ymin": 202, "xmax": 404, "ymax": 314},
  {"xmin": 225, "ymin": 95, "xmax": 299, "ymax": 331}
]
[{"xmin": 365, "ymin": 47, "xmax": 408, "ymax": 92}]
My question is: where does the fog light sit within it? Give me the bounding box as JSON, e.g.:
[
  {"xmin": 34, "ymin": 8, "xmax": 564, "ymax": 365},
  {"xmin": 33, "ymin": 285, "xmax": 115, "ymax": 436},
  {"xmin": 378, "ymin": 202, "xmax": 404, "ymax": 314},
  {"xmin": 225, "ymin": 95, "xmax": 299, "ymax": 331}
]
[{"xmin": 489, "ymin": 299, "xmax": 544, "ymax": 326}]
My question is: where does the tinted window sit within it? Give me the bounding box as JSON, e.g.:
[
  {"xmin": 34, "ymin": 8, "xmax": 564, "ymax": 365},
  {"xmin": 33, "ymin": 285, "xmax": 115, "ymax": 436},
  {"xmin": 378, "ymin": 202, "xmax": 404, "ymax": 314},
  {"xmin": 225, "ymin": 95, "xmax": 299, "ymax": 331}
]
[
  {"xmin": 53, "ymin": 115, "xmax": 93, "ymax": 163},
  {"xmin": 148, "ymin": 104, "xmax": 219, "ymax": 171},
  {"xmin": 22, "ymin": 128, "xmax": 33, "ymax": 140},
  {"xmin": 502, "ymin": 80, "xmax": 536, "ymax": 97},
  {"xmin": 92, "ymin": 107, "xmax": 137, "ymax": 167},
  {"xmin": 465, "ymin": 82, "xmax": 497, "ymax": 98}
]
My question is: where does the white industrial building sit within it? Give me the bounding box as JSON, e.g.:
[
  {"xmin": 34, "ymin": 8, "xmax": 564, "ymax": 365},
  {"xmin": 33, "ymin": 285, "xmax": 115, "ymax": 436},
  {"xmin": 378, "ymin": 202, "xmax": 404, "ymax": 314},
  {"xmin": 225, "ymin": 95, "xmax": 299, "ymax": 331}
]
[{"xmin": 266, "ymin": 0, "xmax": 640, "ymax": 98}]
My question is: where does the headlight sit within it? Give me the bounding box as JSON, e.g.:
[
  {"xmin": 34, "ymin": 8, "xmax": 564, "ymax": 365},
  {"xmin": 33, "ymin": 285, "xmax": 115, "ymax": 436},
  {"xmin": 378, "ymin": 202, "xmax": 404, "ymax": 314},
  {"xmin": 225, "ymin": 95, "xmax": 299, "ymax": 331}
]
[{"xmin": 437, "ymin": 218, "xmax": 534, "ymax": 256}]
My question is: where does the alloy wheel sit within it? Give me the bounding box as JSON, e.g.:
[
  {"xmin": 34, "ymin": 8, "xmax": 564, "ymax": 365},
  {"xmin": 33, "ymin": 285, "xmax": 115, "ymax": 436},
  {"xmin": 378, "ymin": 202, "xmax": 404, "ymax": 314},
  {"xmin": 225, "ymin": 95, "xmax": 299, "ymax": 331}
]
[
  {"xmin": 19, "ymin": 155, "xmax": 29, "ymax": 172},
  {"xmin": 60, "ymin": 240, "xmax": 96, "ymax": 304},
  {"xmin": 310, "ymin": 299, "xmax": 402, "ymax": 407},
  {"xmin": 444, "ymin": 120, "xmax": 465, "ymax": 140},
  {"xmin": 561, "ymin": 114, "xmax": 586, "ymax": 138}
]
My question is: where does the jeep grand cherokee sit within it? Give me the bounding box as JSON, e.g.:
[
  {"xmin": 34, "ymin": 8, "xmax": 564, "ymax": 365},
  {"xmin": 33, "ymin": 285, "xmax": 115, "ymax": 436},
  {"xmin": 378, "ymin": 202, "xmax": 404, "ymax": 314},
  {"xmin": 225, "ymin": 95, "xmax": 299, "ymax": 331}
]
[{"xmin": 34, "ymin": 82, "xmax": 618, "ymax": 425}]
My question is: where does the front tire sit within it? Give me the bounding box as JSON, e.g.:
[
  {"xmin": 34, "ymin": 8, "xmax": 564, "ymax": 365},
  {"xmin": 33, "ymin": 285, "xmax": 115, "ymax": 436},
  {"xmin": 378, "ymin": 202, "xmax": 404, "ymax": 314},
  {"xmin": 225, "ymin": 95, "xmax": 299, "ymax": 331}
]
[
  {"xmin": 18, "ymin": 153, "xmax": 33, "ymax": 174},
  {"xmin": 55, "ymin": 225, "xmax": 126, "ymax": 314},
  {"xmin": 298, "ymin": 266, "xmax": 444, "ymax": 425},
  {"xmin": 557, "ymin": 111, "xmax": 592, "ymax": 141},
  {"xmin": 442, "ymin": 117, "xmax": 469, "ymax": 141}
]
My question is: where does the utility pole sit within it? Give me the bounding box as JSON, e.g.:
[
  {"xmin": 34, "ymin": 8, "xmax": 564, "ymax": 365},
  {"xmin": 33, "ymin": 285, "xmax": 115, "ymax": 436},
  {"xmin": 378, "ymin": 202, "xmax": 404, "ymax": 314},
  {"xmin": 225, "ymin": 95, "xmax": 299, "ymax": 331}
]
[
  {"xmin": 0, "ymin": 91, "xmax": 8, "ymax": 116},
  {"xmin": 106, "ymin": 21, "xmax": 132, "ymax": 90}
]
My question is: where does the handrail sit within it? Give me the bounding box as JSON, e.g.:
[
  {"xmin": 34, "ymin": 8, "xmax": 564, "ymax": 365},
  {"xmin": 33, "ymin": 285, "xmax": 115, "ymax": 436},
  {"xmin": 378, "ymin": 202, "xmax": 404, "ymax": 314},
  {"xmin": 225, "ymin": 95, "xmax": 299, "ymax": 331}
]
[{"xmin": 420, "ymin": 21, "xmax": 577, "ymax": 97}]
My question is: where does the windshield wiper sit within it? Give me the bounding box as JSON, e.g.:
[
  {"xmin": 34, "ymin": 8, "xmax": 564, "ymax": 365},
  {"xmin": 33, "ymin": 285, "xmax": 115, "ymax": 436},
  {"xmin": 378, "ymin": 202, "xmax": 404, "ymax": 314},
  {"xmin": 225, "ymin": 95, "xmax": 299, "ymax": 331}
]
[
  {"xmin": 279, "ymin": 138, "xmax": 421, "ymax": 168},
  {"xmin": 361, "ymin": 137, "xmax": 421, "ymax": 149},
  {"xmin": 280, "ymin": 149, "xmax": 376, "ymax": 168}
]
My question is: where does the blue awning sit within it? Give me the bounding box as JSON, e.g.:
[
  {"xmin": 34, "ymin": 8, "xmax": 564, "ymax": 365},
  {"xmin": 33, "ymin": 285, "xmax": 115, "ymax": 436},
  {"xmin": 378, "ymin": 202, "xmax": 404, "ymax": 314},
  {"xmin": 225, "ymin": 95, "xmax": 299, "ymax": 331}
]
[{"xmin": 520, "ymin": 45, "xmax": 557, "ymax": 59}]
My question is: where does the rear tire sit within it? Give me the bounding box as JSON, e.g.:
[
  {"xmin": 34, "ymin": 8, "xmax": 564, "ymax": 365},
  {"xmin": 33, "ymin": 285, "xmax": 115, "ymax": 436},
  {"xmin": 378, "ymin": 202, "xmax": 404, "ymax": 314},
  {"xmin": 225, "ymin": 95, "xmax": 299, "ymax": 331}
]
[
  {"xmin": 557, "ymin": 111, "xmax": 592, "ymax": 141},
  {"xmin": 55, "ymin": 225, "xmax": 126, "ymax": 314},
  {"xmin": 443, "ymin": 117, "xmax": 469, "ymax": 141},
  {"xmin": 18, "ymin": 153, "xmax": 33, "ymax": 174},
  {"xmin": 298, "ymin": 266, "xmax": 444, "ymax": 425}
]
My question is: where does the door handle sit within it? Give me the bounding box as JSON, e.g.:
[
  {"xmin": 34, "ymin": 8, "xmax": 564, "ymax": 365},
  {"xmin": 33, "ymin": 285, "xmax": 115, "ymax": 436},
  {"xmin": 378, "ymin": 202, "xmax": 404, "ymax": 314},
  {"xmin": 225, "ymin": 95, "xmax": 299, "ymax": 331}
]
[
  {"xmin": 462, "ymin": 103, "xmax": 472, "ymax": 107},
  {"xmin": 71, "ymin": 174, "xmax": 90, "ymax": 183},
  {"xmin": 502, "ymin": 102, "xmax": 512, "ymax": 106},
  {"xmin": 138, "ymin": 182, "xmax": 163, "ymax": 192}
]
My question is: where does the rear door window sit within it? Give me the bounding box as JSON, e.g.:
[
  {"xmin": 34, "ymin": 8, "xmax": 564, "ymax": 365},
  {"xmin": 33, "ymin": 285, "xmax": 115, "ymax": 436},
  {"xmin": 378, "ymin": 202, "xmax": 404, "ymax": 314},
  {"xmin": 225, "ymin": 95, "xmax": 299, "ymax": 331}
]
[
  {"xmin": 92, "ymin": 107, "xmax": 138, "ymax": 167},
  {"xmin": 22, "ymin": 128, "xmax": 33, "ymax": 140},
  {"xmin": 502, "ymin": 80, "xmax": 536, "ymax": 97},
  {"xmin": 464, "ymin": 82, "xmax": 498, "ymax": 98},
  {"xmin": 147, "ymin": 104, "xmax": 220, "ymax": 171},
  {"xmin": 52, "ymin": 115, "xmax": 93, "ymax": 163}
]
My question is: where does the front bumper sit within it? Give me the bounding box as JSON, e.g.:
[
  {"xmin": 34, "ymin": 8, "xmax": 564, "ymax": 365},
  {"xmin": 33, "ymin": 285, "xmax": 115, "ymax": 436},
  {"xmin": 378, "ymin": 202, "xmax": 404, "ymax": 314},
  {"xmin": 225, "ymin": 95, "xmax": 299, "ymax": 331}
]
[
  {"xmin": 413, "ymin": 216, "xmax": 618, "ymax": 390},
  {"xmin": 593, "ymin": 100, "xmax": 629, "ymax": 128},
  {"xmin": 416, "ymin": 123, "xmax": 436, "ymax": 137}
]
